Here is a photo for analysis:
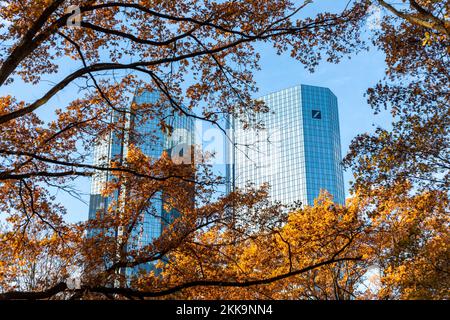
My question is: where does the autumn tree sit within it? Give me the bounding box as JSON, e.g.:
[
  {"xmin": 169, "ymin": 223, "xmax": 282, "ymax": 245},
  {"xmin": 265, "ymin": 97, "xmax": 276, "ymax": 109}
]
[
  {"xmin": 345, "ymin": 0, "xmax": 450, "ymax": 299},
  {"xmin": 2, "ymin": 0, "xmax": 446, "ymax": 301},
  {"xmin": 141, "ymin": 193, "xmax": 369, "ymax": 300},
  {"xmin": 0, "ymin": 1, "xmax": 370, "ymax": 300}
]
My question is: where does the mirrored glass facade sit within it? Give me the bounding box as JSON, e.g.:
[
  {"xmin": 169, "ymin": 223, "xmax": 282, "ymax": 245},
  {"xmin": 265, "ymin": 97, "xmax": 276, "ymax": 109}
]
[
  {"xmin": 88, "ymin": 91, "xmax": 194, "ymax": 273},
  {"xmin": 230, "ymin": 84, "xmax": 345, "ymax": 206}
]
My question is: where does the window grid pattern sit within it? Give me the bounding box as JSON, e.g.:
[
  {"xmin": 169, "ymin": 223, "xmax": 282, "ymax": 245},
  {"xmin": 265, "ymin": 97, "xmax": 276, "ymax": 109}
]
[
  {"xmin": 130, "ymin": 91, "xmax": 194, "ymax": 250},
  {"xmin": 301, "ymin": 85, "xmax": 345, "ymax": 204},
  {"xmin": 88, "ymin": 91, "xmax": 194, "ymax": 273},
  {"xmin": 235, "ymin": 86, "xmax": 308, "ymax": 205},
  {"xmin": 233, "ymin": 85, "xmax": 345, "ymax": 206}
]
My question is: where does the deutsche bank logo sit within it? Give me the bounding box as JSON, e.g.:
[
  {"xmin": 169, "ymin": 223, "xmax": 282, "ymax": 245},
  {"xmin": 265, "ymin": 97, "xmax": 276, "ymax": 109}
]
[{"xmin": 312, "ymin": 110, "xmax": 322, "ymax": 119}]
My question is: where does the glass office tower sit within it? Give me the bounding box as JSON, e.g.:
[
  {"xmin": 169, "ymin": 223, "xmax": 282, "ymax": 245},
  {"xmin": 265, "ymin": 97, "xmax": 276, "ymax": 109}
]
[
  {"xmin": 88, "ymin": 90, "xmax": 194, "ymax": 272},
  {"xmin": 229, "ymin": 84, "xmax": 345, "ymax": 206}
]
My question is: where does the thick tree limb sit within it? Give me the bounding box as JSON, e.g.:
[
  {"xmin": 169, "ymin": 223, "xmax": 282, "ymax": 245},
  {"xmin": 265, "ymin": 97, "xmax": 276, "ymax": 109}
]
[
  {"xmin": 0, "ymin": 256, "xmax": 361, "ymax": 300},
  {"xmin": 0, "ymin": 149, "xmax": 196, "ymax": 183},
  {"xmin": 0, "ymin": 11, "xmax": 352, "ymax": 125},
  {"xmin": 0, "ymin": 0, "xmax": 65, "ymax": 86},
  {"xmin": 0, "ymin": 282, "xmax": 67, "ymax": 300},
  {"xmin": 86, "ymin": 256, "xmax": 363, "ymax": 298},
  {"xmin": 377, "ymin": 0, "xmax": 450, "ymax": 36}
]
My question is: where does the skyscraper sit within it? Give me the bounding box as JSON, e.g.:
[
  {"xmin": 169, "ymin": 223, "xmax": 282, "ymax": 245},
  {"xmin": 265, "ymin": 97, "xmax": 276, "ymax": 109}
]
[
  {"xmin": 88, "ymin": 90, "xmax": 195, "ymax": 272},
  {"xmin": 229, "ymin": 84, "xmax": 345, "ymax": 206}
]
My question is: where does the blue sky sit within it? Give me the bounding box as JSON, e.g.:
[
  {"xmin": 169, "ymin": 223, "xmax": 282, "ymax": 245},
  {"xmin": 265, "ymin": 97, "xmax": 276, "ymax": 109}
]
[{"xmin": 1, "ymin": 2, "xmax": 394, "ymax": 223}]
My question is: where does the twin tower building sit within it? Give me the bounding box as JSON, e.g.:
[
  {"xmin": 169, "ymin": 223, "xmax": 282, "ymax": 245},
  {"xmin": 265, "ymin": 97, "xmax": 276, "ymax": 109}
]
[{"xmin": 89, "ymin": 85, "xmax": 345, "ymax": 253}]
